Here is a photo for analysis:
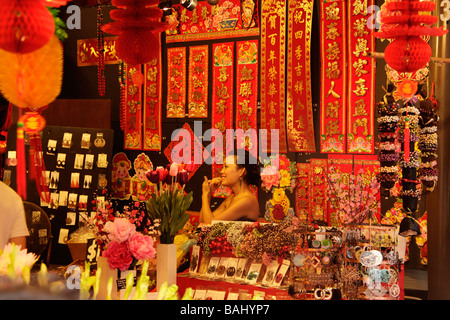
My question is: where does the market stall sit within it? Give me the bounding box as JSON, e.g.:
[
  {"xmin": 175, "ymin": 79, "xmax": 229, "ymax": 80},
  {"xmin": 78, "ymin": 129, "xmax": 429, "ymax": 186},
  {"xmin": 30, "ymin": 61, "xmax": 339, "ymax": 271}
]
[{"xmin": 0, "ymin": 0, "xmax": 448, "ymax": 301}]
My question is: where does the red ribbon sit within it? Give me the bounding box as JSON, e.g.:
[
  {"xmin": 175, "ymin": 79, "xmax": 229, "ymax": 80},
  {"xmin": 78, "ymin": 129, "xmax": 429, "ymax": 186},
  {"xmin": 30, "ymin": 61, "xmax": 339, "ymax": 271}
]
[
  {"xmin": 286, "ymin": 0, "xmax": 316, "ymax": 153},
  {"xmin": 143, "ymin": 44, "xmax": 162, "ymax": 151},
  {"xmin": 346, "ymin": 0, "xmax": 375, "ymax": 154},
  {"xmin": 167, "ymin": 47, "xmax": 187, "ymax": 118},
  {"xmin": 260, "ymin": 0, "xmax": 287, "ymax": 154},
  {"xmin": 320, "ymin": 0, "xmax": 347, "ymax": 153},
  {"xmin": 188, "ymin": 45, "xmax": 209, "ymax": 118},
  {"xmin": 124, "ymin": 64, "xmax": 143, "ymax": 149},
  {"xmin": 211, "ymin": 42, "xmax": 234, "ymax": 198}
]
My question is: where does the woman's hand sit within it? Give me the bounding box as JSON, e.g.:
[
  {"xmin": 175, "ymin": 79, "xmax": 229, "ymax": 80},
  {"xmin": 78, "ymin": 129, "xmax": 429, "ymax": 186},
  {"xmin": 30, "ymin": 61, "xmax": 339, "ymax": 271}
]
[
  {"xmin": 209, "ymin": 177, "xmax": 222, "ymax": 192},
  {"xmin": 202, "ymin": 177, "xmax": 222, "ymax": 199}
]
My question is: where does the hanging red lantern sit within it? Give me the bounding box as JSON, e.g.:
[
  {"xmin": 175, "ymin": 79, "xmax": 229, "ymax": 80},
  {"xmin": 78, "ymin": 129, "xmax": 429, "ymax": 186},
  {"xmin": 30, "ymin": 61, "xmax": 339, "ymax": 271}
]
[
  {"xmin": 115, "ymin": 30, "xmax": 160, "ymax": 66},
  {"xmin": 375, "ymin": 0, "xmax": 447, "ymax": 74},
  {"xmin": 0, "ymin": 0, "xmax": 56, "ymax": 54},
  {"xmin": 384, "ymin": 36, "xmax": 432, "ymax": 73},
  {"xmin": 102, "ymin": 0, "xmax": 169, "ymax": 66}
]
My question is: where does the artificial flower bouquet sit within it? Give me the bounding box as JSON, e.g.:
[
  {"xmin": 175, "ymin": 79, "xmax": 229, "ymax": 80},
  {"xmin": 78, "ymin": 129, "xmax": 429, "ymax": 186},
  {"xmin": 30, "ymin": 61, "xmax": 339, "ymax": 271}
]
[
  {"xmin": 260, "ymin": 154, "xmax": 297, "ymax": 193},
  {"xmin": 88, "ymin": 199, "xmax": 157, "ymax": 271},
  {"xmin": 146, "ymin": 162, "xmax": 194, "ymax": 244},
  {"xmin": 0, "ymin": 243, "xmax": 38, "ymax": 281}
]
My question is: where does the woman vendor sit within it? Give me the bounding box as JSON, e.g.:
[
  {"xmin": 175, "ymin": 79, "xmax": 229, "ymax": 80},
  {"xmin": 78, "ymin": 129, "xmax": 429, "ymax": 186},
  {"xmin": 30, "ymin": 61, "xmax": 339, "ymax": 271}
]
[{"xmin": 200, "ymin": 150, "xmax": 261, "ymax": 224}]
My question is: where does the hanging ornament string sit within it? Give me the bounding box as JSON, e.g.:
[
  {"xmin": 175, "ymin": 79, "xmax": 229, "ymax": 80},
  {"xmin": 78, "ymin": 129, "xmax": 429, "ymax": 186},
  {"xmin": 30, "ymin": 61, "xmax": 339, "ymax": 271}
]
[
  {"xmin": 22, "ymin": 111, "xmax": 50, "ymax": 204},
  {"xmin": 16, "ymin": 109, "xmax": 27, "ymax": 200},
  {"xmin": 118, "ymin": 60, "xmax": 126, "ymax": 131},
  {"xmin": 97, "ymin": 3, "xmax": 106, "ymax": 96},
  {"xmin": 403, "ymin": 118, "xmax": 410, "ymax": 163}
]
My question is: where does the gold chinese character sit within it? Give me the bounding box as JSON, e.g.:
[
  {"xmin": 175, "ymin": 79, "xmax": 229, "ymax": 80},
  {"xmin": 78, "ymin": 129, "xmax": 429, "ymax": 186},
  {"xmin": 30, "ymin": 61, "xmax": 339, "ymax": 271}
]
[
  {"xmin": 326, "ymin": 22, "xmax": 341, "ymax": 40},
  {"xmin": 180, "ymin": 9, "xmax": 190, "ymax": 23},
  {"xmin": 268, "ymin": 66, "xmax": 278, "ymax": 81},
  {"xmin": 353, "ymin": 38, "xmax": 369, "ymax": 57},
  {"xmin": 325, "ymin": 2, "xmax": 340, "ymax": 20},
  {"xmin": 128, "ymin": 84, "xmax": 138, "ymax": 97},
  {"xmin": 294, "ymin": 45, "xmax": 303, "ymax": 60},
  {"xmin": 268, "ymin": 83, "xmax": 277, "ymax": 97},
  {"xmin": 192, "ymin": 78, "xmax": 203, "ymax": 89},
  {"xmin": 194, "ymin": 65, "xmax": 204, "ymax": 74},
  {"xmin": 218, "ymin": 67, "xmax": 228, "ymax": 82},
  {"xmin": 294, "ymin": 81, "xmax": 304, "ymax": 94},
  {"xmin": 216, "ymin": 100, "xmax": 228, "ymax": 115},
  {"xmin": 146, "ymin": 83, "xmax": 157, "ymax": 98},
  {"xmin": 170, "ymin": 79, "xmax": 181, "ymax": 90},
  {"xmin": 170, "ymin": 67, "xmax": 180, "ymax": 78},
  {"xmin": 238, "ymin": 118, "xmax": 252, "ymax": 131},
  {"xmin": 215, "ymin": 118, "xmax": 226, "ymax": 132},
  {"xmin": 326, "ymin": 61, "xmax": 341, "ymax": 79},
  {"xmin": 216, "ymin": 83, "xmax": 230, "ymax": 99},
  {"xmin": 294, "ymin": 63, "xmax": 303, "ymax": 77},
  {"xmin": 268, "ymin": 100, "xmax": 277, "ymax": 115},
  {"xmin": 353, "ymin": 118, "xmax": 368, "ymax": 135},
  {"xmin": 269, "ymin": 117, "xmax": 277, "ymax": 129},
  {"xmin": 294, "ymin": 10, "xmax": 304, "ymax": 23},
  {"xmin": 193, "ymin": 52, "xmax": 204, "ymax": 63},
  {"xmin": 268, "ymin": 33, "xmax": 278, "ymax": 46},
  {"xmin": 353, "ymin": 18, "xmax": 369, "ymax": 37},
  {"xmin": 326, "ymin": 119, "xmax": 340, "ymax": 136},
  {"xmin": 147, "ymin": 67, "xmax": 158, "ymax": 82},
  {"xmin": 191, "ymin": 8, "xmax": 199, "ymax": 24},
  {"xmin": 239, "ymin": 82, "xmax": 253, "ymax": 98},
  {"xmin": 352, "ymin": 58, "xmax": 368, "ymax": 77},
  {"xmin": 353, "ymin": 78, "xmax": 368, "ymax": 96},
  {"xmin": 239, "ymin": 100, "xmax": 253, "ymax": 116},
  {"xmin": 326, "ymin": 42, "xmax": 341, "ymax": 60},
  {"xmin": 353, "ymin": 99, "xmax": 368, "ymax": 116},
  {"xmin": 353, "ymin": 0, "xmax": 368, "ymax": 16},
  {"xmin": 326, "ymin": 81, "xmax": 341, "ymax": 99},
  {"xmin": 268, "ymin": 15, "xmax": 277, "ymax": 29},
  {"xmin": 201, "ymin": 6, "xmax": 209, "ymax": 20},
  {"xmin": 193, "ymin": 91, "xmax": 204, "ymax": 101},
  {"xmin": 268, "ymin": 50, "xmax": 277, "ymax": 64},
  {"xmin": 326, "ymin": 101, "xmax": 340, "ymax": 119},
  {"xmin": 240, "ymin": 66, "xmax": 254, "ymax": 81}
]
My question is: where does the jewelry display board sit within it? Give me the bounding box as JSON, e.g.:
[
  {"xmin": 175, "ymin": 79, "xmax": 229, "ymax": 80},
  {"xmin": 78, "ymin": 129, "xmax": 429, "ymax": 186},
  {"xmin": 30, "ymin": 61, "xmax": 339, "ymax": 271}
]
[{"xmin": 3, "ymin": 125, "xmax": 114, "ymax": 265}]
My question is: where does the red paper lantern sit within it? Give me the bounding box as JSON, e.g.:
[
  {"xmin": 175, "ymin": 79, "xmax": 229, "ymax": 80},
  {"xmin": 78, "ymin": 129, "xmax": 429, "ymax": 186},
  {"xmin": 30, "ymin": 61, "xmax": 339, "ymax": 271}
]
[
  {"xmin": 0, "ymin": 0, "xmax": 56, "ymax": 54},
  {"xmin": 375, "ymin": 0, "xmax": 447, "ymax": 74},
  {"xmin": 102, "ymin": 0, "xmax": 168, "ymax": 66},
  {"xmin": 115, "ymin": 30, "xmax": 160, "ymax": 66},
  {"xmin": 384, "ymin": 36, "xmax": 432, "ymax": 73}
]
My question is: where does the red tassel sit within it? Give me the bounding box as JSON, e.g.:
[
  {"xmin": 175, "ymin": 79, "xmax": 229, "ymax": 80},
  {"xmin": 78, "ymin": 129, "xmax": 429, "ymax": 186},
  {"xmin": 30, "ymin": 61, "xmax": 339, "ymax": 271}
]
[
  {"xmin": 29, "ymin": 133, "xmax": 50, "ymax": 204},
  {"xmin": 16, "ymin": 121, "xmax": 27, "ymax": 200},
  {"xmin": 404, "ymin": 118, "xmax": 410, "ymax": 163}
]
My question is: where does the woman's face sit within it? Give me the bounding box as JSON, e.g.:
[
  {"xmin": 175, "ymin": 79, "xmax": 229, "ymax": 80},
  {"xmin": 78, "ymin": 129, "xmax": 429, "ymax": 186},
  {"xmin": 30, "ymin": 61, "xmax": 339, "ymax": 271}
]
[{"xmin": 221, "ymin": 155, "xmax": 245, "ymax": 187}]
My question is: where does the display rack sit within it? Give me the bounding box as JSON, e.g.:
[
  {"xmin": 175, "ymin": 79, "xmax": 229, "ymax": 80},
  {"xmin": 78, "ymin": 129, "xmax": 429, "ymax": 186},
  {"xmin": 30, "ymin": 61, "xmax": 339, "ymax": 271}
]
[{"xmin": 3, "ymin": 125, "xmax": 114, "ymax": 265}]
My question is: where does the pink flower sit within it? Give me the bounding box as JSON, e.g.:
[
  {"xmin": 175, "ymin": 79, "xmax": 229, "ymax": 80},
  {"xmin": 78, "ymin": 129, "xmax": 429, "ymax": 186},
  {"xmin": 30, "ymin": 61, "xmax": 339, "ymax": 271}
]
[
  {"xmin": 169, "ymin": 162, "xmax": 179, "ymax": 177},
  {"xmin": 261, "ymin": 165, "xmax": 280, "ymax": 190},
  {"xmin": 104, "ymin": 217, "xmax": 136, "ymax": 243},
  {"xmin": 128, "ymin": 233, "xmax": 156, "ymax": 261},
  {"xmin": 102, "ymin": 241, "xmax": 134, "ymax": 271}
]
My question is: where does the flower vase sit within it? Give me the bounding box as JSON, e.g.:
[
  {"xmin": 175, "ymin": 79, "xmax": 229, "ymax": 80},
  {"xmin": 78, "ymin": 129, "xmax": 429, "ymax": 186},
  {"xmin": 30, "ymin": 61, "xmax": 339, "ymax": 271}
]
[
  {"xmin": 96, "ymin": 256, "xmax": 137, "ymax": 300},
  {"xmin": 156, "ymin": 243, "xmax": 177, "ymax": 291}
]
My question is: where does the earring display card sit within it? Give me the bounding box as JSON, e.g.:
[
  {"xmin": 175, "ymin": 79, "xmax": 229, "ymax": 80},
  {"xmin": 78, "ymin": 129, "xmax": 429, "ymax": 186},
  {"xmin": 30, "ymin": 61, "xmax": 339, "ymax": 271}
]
[{"xmin": 4, "ymin": 125, "xmax": 114, "ymax": 265}]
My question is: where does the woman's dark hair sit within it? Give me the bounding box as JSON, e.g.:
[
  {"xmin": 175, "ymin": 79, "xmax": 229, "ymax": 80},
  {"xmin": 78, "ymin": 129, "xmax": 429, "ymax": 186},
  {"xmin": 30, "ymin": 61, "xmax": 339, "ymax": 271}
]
[{"xmin": 233, "ymin": 149, "xmax": 262, "ymax": 187}]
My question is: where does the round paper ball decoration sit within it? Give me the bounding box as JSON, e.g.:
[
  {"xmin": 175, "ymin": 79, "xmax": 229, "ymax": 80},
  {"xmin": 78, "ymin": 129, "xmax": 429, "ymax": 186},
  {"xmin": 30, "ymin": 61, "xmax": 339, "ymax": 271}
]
[
  {"xmin": 115, "ymin": 30, "xmax": 160, "ymax": 66},
  {"xmin": 384, "ymin": 36, "xmax": 432, "ymax": 73},
  {"xmin": 0, "ymin": 0, "xmax": 56, "ymax": 54},
  {"xmin": 0, "ymin": 35, "xmax": 63, "ymax": 110}
]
